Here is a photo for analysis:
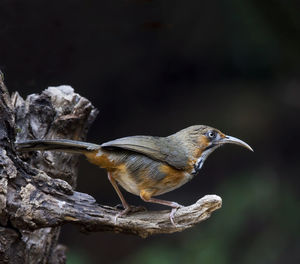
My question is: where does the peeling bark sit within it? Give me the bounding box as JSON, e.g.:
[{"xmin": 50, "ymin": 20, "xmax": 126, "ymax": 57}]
[{"xmin": 0, "ymin": 71, "xmax": 222, "ymax": 263}]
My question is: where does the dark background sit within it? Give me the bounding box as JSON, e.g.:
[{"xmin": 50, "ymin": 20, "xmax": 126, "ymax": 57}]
[{"xmin": 1, "ymin": 0, "xmax": 300, "ymax": 263}]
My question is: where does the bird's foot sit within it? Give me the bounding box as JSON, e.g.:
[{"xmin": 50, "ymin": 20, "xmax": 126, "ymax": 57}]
[
  {"xmin": 169, "ymin": 203, "xmax": 184, "ymax": 227},
  {"xmin": 114, "ymin": 205, "xmax": 147, "ymax": 224},
  {"xmin": 114, "ymin": 206, "xmax": 131, "ymax": 224}
]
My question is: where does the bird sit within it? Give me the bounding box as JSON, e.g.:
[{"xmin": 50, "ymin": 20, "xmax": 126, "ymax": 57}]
[{"xmin": 16, "ymin": 125, "xmax": 253, "ymax": 225}]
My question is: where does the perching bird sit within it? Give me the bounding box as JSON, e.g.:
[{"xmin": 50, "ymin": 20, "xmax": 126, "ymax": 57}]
[{"xmin": 16, "ymin": 125, "xmax": 253, "ymax": 225}]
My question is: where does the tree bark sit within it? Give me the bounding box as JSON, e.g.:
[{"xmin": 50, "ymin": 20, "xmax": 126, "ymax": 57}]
[{"xmin": 0, "ymin": 71, "xmax": 222, "ymax": 263}]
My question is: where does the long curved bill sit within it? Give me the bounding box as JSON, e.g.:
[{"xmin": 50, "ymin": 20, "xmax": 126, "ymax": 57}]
[{"xmin": 221, "ymin": 135, "xmax": 253, "ymax": 152}]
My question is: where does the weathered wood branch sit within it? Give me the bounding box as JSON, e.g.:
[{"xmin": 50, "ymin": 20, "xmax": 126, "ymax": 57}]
[
  {"xmin": 0, "ymin": 71, "xmax": 222, "ymax": 263},
  {"xmin": 12, "ymin": 180, "xmax": 222, "ymax": 238}
]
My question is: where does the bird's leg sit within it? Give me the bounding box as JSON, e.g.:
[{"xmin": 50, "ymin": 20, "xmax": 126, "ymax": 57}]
[
  {"xmin": 140, "ymin": 191, "xmax": 183, "ymax": 226},
  {"xmin": 107, "ymin": 172, "xmax": 131, "ymax": 223}
]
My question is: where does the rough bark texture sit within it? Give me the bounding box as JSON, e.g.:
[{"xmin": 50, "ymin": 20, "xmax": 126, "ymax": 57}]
[{"xmin": 0, "ymin": 71, "xmax": 222, "ymax": 263}]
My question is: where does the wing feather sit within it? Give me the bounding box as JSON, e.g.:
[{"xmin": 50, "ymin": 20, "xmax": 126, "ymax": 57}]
[{"xmin": 101, "ymin": 136, "xmax": 188, "ymax": 170}]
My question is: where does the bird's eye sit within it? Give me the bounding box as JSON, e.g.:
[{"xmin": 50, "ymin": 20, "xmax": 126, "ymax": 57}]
[{"xmin": 208, "ymin": 131, "xmax": 216, "ymax": 139}]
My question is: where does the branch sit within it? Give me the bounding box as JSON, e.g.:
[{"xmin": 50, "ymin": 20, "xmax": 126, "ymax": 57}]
[
  {"xmin": 15, "ymin": 179, "xmax": 222, "ymax": 238},
  {"xmin": 1, "ymin": 74, "xmax": 222, "ymax": 241}
]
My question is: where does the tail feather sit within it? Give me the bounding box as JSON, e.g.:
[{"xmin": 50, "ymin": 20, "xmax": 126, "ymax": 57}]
[{"xmin": 16, "ymin": 139, "xmax": 101, "ymax": 154}]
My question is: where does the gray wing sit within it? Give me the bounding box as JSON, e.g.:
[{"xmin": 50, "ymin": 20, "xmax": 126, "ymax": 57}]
[{"xmin": 101, "ymin": 136, "xmax": 189, "ymax": 170}]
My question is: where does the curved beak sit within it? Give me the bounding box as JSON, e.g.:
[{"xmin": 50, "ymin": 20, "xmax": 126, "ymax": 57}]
[{"xmin": 220, "ymin": 135, "xmax": 253, "ymax": 152}]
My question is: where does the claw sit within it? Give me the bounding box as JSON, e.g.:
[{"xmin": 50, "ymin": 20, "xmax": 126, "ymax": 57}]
[
  {"xmin": 114, "ymin": 205, "xmax": 147, "ymax": 224},
  {"xmin": 114, "ymin": 206, "xmax": 131, "ymax": 224},
  {"xmin": 169, "ymin": 204, "xmax": 183, "ymax": 227}
]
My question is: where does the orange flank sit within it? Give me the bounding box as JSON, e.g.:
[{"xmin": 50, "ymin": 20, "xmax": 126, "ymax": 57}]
[
  {"xmin": 159, "ymin": 164, "xmax": 186, "ymax": 187},
  {"xmin": 84, "ymin": 151, "xmax": 116, "ymax": 170},
  {"xmin": 138, "ymin": 164, "xmax": 189, "ymax": 197}
]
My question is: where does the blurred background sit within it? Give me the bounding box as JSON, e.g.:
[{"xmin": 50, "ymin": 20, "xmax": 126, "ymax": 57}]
[{"xmin": 1, "ymin": 0, "xmax": 300, "ymax": 263}]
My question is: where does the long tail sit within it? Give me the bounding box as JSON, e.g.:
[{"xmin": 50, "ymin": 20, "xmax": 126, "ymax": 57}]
[{"xmin": 15, "ymin": 139, "xmax": 101, "ymax": 154}]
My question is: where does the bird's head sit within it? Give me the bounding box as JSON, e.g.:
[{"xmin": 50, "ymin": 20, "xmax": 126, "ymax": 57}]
[
  {"xmin": 170, "ymin": 125, "xmax": 253, "ymax": 172},
  {"xmin": 198, "ymin": 125, "xmax": 253, "ymax": 151}
]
